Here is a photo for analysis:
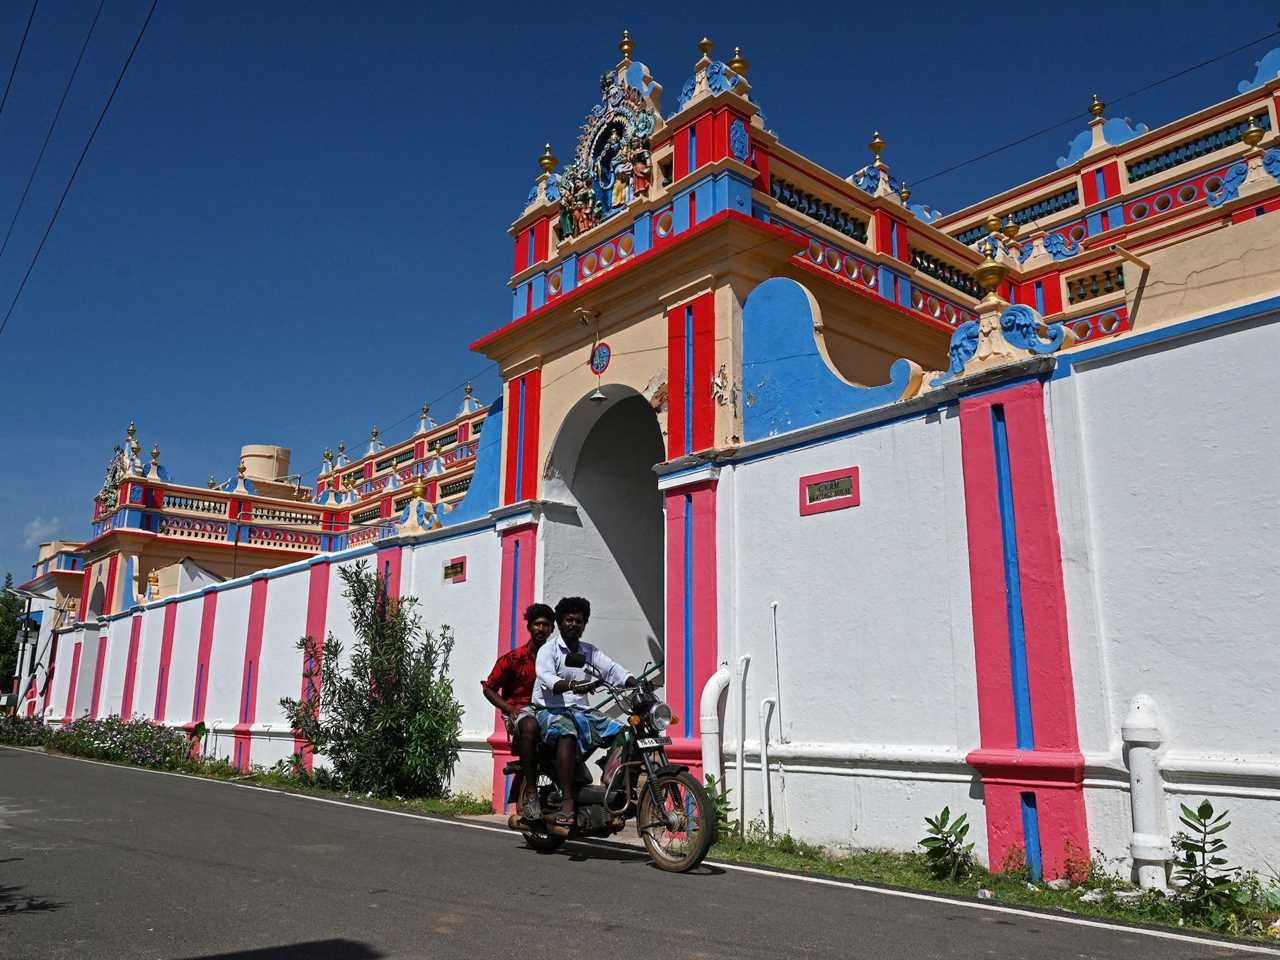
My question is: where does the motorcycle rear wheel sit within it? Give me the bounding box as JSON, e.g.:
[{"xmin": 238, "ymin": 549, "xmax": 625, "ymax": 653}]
[
  {"xmin": 518, "ymin": 777, "xmax": 565, "ymax": 853},
  {"xmin": 637, "ymin": 770, "xmax": 714, "ymax": 872}
]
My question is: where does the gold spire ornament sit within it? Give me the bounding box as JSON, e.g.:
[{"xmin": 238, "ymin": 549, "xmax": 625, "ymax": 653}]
[
  {"xmin": 538, "ymin": 143, "xmax": 558, "ymax": 174},
  {"xmin": 238, "ymin": 461, "xmax": 247, "ymax": 479},
  {"xmin": 727, "ymin": 46, "xmax": 749, "ymax": 75},
  {"xmin": 323, "ymin": 447, "xmax": 333, "ymax": 462},
  {"xmin": 869, "ymin": 130, "xmax": 886, "ymax": 161},
  {"xmin": 1243, "ymin": 116, "xmax": 1265, "ymax": 147},
  {"xmin": 370, "ymin": 427, "xmax": 379, "ymax": 441},
  {"xmin": 126, "ymin": 420, "xmax": 137, "ymax": 440},
  {"xmin": 1089, "ymin": 93, "xmax": 1105, "ymax": 119},
  {"xmin": 618, "ymin": 29, "xmax": 635, "ymax": 60},
  {"xmin": 464, "ymin": 383, "xmax": 474, "ymax": 398},
  {"xmin": 899, "ymin": 181, "xmax": 911, "ymax": 203},
  {"xmin": 697, "ymin": 36, "xmax": 714, "ymax": 58},
  {"xmin": 421, "ymin": 402, "xmax": 430, "ymax": 417},
  {"xmin": 973, "ymin": 243, "xmax": 1009, "ymax": 300},
  {"xmin": 1001, "ymin": 214, "xmax": 1021, "ymax": 240},
  {"xmin": 413, "ymin": 476, "xmax": 427, "ymax": 500},
  {"xmin": 208, "ymin": 475, "xmax": 217, "ymax": 489},
  {"xmin": 150, "ymin": 444, "xmax": 160, "ymax": 466}
]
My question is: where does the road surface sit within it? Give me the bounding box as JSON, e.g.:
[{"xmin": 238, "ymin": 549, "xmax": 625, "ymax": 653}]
[{"xmin": 1, "ymin": 746, "xmax": 1273, "ymax": 959}]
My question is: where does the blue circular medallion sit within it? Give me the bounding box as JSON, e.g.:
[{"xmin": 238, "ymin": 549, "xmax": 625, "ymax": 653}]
[{"xmin": 590, "ymin": 342, "xmax": 611, "ymax": 375}]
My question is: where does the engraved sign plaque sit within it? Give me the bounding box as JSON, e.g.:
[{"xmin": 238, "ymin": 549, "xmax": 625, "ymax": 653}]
[{"xmin": 798, "ymin": 467, "xmax": 860, "ymax": 516}]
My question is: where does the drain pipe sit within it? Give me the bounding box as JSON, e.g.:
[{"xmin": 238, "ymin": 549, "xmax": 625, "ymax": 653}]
[
  {"xmin": 735, "ymin": 655, "xmax": 751, "ymax": 834},
  {"xmin": 760, "ymin": 697, "xmax": 777, "ymax": 836},
  {"xmin": 699, "ymin": 663, "xmax": 732, "ymax": 784},
  {"xmin": 1122, "ymin": 695, "xmax": 1170, "ymax": 890}
]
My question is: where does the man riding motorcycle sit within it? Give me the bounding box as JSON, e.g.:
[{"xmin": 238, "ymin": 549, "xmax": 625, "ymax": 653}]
[{"xmin": 533, "ymin": 595, "xmax": 637, "ymax": 837}]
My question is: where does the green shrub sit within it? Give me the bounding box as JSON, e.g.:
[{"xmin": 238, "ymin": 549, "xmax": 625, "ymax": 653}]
[
  {"xmin": 920, "ymin": 806, "xmax": 975, "ymax": 881},
  {"xmin": 705, "ymin": 773, "xmax": 735, "ymax": 833},
  {"xmin": 281, "ymin": 561, "xmax": 464, "ymax": 799},
  {"xmin": 0, "ymin": 713, "xmax": 48, "ymax": 746},
  {"xmin": 1173, "ymin": 800, "xmax": 1250, "ymax": 930},
  {"xmin": 46, "ymin": 716, "xmax": 193, "ymax": 770}
]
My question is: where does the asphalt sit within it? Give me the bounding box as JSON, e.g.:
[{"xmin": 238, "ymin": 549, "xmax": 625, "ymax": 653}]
[{"xmin": 1, "ymin": 746, "xmax": 1274, "ymax": 960}]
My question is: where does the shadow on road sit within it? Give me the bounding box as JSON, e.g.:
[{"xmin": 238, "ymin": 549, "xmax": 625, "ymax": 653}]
[
  {"xmin": 174, "ymin": 939, "xmax": 383, "ymax": 960},
  {"xmin": 539, "ymin": 841, "xmax": 727, "ymax": 876},
  {"xmin": 0, "ymin": 859, "xmax": 63, "ymax": 916}
]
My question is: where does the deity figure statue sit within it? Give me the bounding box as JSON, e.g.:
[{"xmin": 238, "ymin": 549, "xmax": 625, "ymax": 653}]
[
  {"xmin": 559, "ymin": 188, "xmax": 575, "ymax": 240},
  {"xmin": 611, "ymin": 149, "xmax": 632, "ymax": 209},
  {"xmin": 573, "ymin": 176, "xmax": 594, "ymax": 234},
  {"xmin": 630, "ymin": 137, "xmax": 651, "ymax": 198},
  {"xmin": 594, "ymin": 128, "xmax": 624, "ymax": 214}
]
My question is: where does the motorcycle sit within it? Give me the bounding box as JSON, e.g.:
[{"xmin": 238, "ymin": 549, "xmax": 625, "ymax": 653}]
[{"xmin": 503, "ymin": 655, "xmax": 716, "ymax": 873}]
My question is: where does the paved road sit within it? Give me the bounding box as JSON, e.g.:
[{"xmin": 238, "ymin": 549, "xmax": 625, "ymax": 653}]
[{"xmin": 1, "ymin": 747, "xmax": 1273, "ymax": 960}]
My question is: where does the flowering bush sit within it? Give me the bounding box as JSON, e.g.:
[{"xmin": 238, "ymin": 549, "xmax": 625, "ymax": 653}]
[
  {"xmin": 46, "ymin": 716, "xmax": 194, "ymax": 770},
  {"xmin": 0, "ymin": 713, "xmax": 49, "ymax": 746}
]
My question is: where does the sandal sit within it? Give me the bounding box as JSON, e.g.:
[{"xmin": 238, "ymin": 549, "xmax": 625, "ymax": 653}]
[{"xmin": 548, "ymin": 812, "xmax": 575, "ymax": 837}]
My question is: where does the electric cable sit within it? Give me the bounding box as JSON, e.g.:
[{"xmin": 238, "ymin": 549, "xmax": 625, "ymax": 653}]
[
  {"xmin": 0, "ymin": 0, "xmax": 159, "ymax": 338},
  {"xmin": 0, "ymin": 0, "xmax": 39, "ymax": 117},
  {"xmin": 912, "ymin": 26, "xmax": 1280, "ymax": 188},
  {"xmin": 0, "ymin": 0, "xmax": 106, "ymax": 264}
]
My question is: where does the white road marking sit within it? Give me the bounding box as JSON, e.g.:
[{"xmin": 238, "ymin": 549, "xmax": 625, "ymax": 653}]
[{"xmin": 6, "ymin": 745, "xmax": 1278, "ymax": 956}]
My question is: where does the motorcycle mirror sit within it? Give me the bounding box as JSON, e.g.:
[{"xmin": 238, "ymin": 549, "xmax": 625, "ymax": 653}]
[{"xmin": 564, "ymin": 652, "xmax": 587, "ymax": 668}]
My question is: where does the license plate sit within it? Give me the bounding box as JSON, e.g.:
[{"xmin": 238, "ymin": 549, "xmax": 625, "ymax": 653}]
[{"xmin": 636, "ymin": 737, "xmax": 671, "ymax": 749}]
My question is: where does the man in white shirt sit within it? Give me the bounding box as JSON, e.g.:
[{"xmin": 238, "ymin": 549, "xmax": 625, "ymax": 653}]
[{"xmin": 533, "ymin": 595, "xmax": 636, "ymax": 834}]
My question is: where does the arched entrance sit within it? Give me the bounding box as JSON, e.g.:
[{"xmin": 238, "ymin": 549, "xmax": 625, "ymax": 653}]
[{"xmin": 542, "ymin": 385, "xmax": 665, "ymax": 675}]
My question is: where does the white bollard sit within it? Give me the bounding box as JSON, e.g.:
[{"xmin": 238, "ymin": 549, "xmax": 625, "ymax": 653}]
[{"xmin": 1121, "ymin": 695, "xmax": 1170, "ymax": 889}]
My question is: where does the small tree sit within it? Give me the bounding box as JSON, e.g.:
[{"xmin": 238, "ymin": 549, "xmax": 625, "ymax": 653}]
[{"xmin": 281, "ymin": 561, "xmax": 463, "ymax": 798}]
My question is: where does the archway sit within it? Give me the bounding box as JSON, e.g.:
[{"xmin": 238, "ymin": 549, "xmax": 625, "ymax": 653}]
[
  {"xmin": 87, "ymin": 582, "xmax": 105, "ymax": 619},
  {"xmin": 542, "ymin": 385, "xmax": 665, "ymax": 676}
]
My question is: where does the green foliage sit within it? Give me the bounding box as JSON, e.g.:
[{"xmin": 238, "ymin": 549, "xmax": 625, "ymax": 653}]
[
  {"xmin": 704, "ymin": 773, "xmax": 735, "ymax": 832},
  {"xmin": 1173, "ymin": 800, "xmax": 1246, "ymax": 928},
  {"xmin": 920, "ymin": 806, "xmax": 975, "ymax": 881},
  {"xmin": 0, "ymin": 713, "xmax": 49, "ymax": 746},
  {"xmin": 46, "ymin": 716, "xmax": 194, "ymax": 770},
  {"xmin": 280, "ymin": 561, "xmax": 464, "ymax": 799},
  {"xmin": 1, "ymin": 572, "xmax": 27, "ymax": 683}
]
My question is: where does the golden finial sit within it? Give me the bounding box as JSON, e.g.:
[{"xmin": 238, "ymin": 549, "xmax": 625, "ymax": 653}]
[
  {"xmin": 1001, "ymin": 214, "xmax": 1021, "ymax": 240},
  {"xmin": 147, "ymin": 569, "xmax": 159, "ymax": 593},
  {"xmin": 207, "ymin": 475, "xmax": 217, "ymax": 489},
  {"xmin": 899, "ymin": 181, "xmax": 911, "ymax": 203},
  {"xmin": 413, "ymin": 475, "xmax": 427, "ymax": 500},
  {"xmin": 973, "ymin": 242, "xmax": 1009, "ymax": 299},
  {"xmin": 538, "ymin": 143, "xmax": 558, "ymax": 174},
  {"xmin": 323, "ymin": 447, "xmax": 333, "ymax": 462},
  {"xmin": 727, "ymin": 46, "xmax": 749, "ymax": 76},
  {"xmin": 130, "ymin": 437, "xmax": 141, "ymax": 458},
  {"xmin": 126, "ymin": 420, "xmax": 137, "ymax": 440},
  {"xmin": 697, "ymin": 36, "xmax": 714, "ymax": 58},
  {"xmin": 150, "ymin": 443, "xmax": 160, "ymax": 465},
  {"xmin": 618, "ymin": 29, "xmax": 635, "ymax": 60},
  {"xmin": 421, "ymin": 402, "xmax": 430, "ymax": 417},
  {"xmin": 370, "ymin": 426, "xmax": 379, "ymax": 441},
  {"xmin": 984, "ymin": 213, "xmax": 1002, "ymax": 236},
  {"xmin": 337, "ymin": 441, "xmax": 345, "ymax": 455},
  {"xmin": 869, "ymin": 131, "xmax": 886, "ymax": 160},
  {"xmin": 464, "ymin": 383, "xmax": 474, "ymax": 397},
  {"xmin": 1088, "ymin": 94, "xmax": 1105, "ymax": 119},
  {"xmin": 238, "ymin": 460, "xmax": 247, "ymax": 479},
  {"xmin": 1243, "ymin": 116, "xmax": 1265, "ymax": 147}
]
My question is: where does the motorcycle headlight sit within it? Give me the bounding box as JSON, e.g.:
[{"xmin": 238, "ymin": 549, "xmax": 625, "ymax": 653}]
[{"xmin": 649, "ymin": 701, "xmax": 673, "ymax": 731}]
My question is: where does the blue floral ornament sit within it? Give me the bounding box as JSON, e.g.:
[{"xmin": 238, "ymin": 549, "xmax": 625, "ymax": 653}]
[
  {"xmin": 1000, "ymin": 304, "xmax": 1064, "ymax": 354},
  {"xmin": 545, "ymin": 174, "xmax": 561, "ymax": 203},
  {"xmin": 1265, "ymin": 148, "xmax": 1280, "ymax": 184},
  {"xmin": 730, "ymin": 118, "xmax": 749, "ymax": 162},
  {"xmin": 930, "ymin": 320, "xmax": 980, "ymax": 387},
  {"xmin": 1206, "ymin": 162, "xmax": 1249, "ymax": 208},
  {"xmin": 677, "ymin": 76, "xmax": 696, "ymax": 111},
  {"xmin": 525, "ymin": 183, "xmax": 539, "ymax": 206},
  {"xmin": 1042, "ymin": 231, "xmax": 1079, "ymax": 260},
  {"xmin": 854, "ymin": 166, "xmax": 881, "ymax": 195}
]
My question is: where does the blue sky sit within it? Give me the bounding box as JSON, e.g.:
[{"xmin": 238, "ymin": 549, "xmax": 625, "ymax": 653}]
[{"xmin": 1, "ymin": 1, "xmax": 1276, "ymax": 579}]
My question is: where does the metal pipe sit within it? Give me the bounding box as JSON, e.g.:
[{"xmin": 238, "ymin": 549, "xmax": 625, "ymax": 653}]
[
  {"xmin": 770, "ymin": 600, "xmax": 785, "ymax": 741},
  {"xmin": 699, "ymin": 663, "xmax": 732, "ymax": 786},
  {"xmin": 1108, "ymin": 243, "xmax": 1150, "ymax": 272},
  {"xmin": 1109, "ymin": 244, "xmax": 1151, "ymax": 330},
  {"xmin": 759, "ymin": 697, "xmax": 777, "ymax": 836},
  {"xmin": 1122, "ymin": 695, "xmax": 1170, "ymax": 889},
  {"xmin": 735, "ymin": 654, "xmax": 751, "ymax": 834}
]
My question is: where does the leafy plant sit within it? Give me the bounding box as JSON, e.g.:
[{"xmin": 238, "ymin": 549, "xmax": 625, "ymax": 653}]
[
  {"xmin": 47, "ymin": 716, "xmax": 193, "ymax": 770},
  {"xmin": 1173, "ymin": 800, "xmax": 1242, "ymax": 923},
  {"xmin": 705, "ymin": 773, "xmax": 735, "ymax": 833},
  {"xmin": 0, "ymin": 713, "xmax": 49, "ymax": 746},
  {"xmin": 281, "ymin": 561, "xmax": 464, "ymax": 799},
  {"xmin": 920, "ymin": 806, "xmax": 975, "ymax": 881}
]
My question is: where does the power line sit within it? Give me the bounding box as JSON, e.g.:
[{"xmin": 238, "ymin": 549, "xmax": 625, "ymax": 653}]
[
  {"xmin": 0, "ymin": 0, "xmax": 105, "ymax": 264},
  {"xmin": 0, "ymin": 0, "xmax": 159, "ymax": 339},
  {"xmin": 0, "ymin": 0, "xmax": 39, "ymax": 117},
  {"xmin": 913, "ymin": 27, "xmax": 1280, "ymax": 188}
]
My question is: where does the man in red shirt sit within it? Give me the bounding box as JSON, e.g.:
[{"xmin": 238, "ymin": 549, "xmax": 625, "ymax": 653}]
[{"xmin": 482, "ymin": 602, "xmax": 554, "ymax": 819}]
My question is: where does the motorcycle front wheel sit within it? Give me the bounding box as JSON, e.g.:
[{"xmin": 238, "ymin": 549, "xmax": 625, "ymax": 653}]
[{"xmin": 637, "ymin": 770, "xmax": 715, "ymax": 872}]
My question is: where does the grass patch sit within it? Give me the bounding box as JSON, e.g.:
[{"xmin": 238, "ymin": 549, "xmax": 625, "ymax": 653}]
[{"xmin": 710, "ymin": 829, "xmax": 1279, "ymax": 943}]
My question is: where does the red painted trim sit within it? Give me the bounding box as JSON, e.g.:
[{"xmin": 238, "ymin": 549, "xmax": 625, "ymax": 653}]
[
  {"xmin": 473, "ymin": 210, "xmax": 801, "ymax": 352},
  {"xmin": 490, "ymin": 524, "xmax": 538, "ymax": 810},
  {"xmin": 666, "ymin": 307, "xmax": 687, "ymax": 459},
  {"xmin": 663, "ymin": 490, "xmax": 687, "ymax": 742},
  {"xmin": 1101, "ymin": 161, "xmax": 1121, "ymax": 199},
  {"xmin": 520, "ymin": 369, "xmax": 541, "ymax": 501},
  {"xmin": 690, "ymin": 483, "xmax": 718, "ymax": 747},
  {"xmin": 752, "ymin": 142, "xmax": 770, "ymax": 192},
  {"xmin": 62, "ymin": 642, "xmax": 83, "ymax": 724},
  {"xmin": 377, "ymin": 545, "xmax": 403, "ymax": 602},
  {"xmin": 232, "ymin": 579, "xmax": 269, "ymax": 771},
  {"xmin": 89, "ymin": 633, "xmax": 109, "ymax": 719},
  {"xmin": 295, "ymin": 562, "xmax": 331, "ymax": 767},
  {"xmin": 191, "ymin": 592, "xmax": 219, "ymax": 724},
  {"xmin": 533, "ymin": 218, "xmax": 550, "ymax": 263},
  {"xmin": 154, "ymin": 603, "xmax": 178, "ymax": 720},
  {"xmin": 458, "ymin": 421, "xmax": 470, "ymax": 443},
  {"xmin": 798, "ymin": 466, "xmax": 861, "ymax": 516},
  {"xmin": 447, "ymin": 555, "xmax": 467, "ymax": 584},
  {"xmin": 695, "ymin": 114, "xmax": 713, "ymax": 168},
  {"xmin": 120, "ymin": 616, "xmax": 143, "ymax": 718},
  {"xmin": 41, "ymin": 636, "xmax": 58, "ymax": 715},
  {"xmin": 1081, "ymin": 168, "xmax": 1100, "ymax": 206},
  {"xmin": 513, "ymin": 230, "xmax": 528, "ymax": 275},
  {"xmin": 79, "ymin": 565, "xmax": 93, "ymax": 621},
  {"xmin": 691, "ymin": 291, "xmax": 715, "ymax": 451},
  {"xmin": 959, "ymin": 382, "xmax": 1088, "ymax": 879},
  {"xmin": 673, "ymin": 125, "xmax": 690, "ymax": 181}
]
